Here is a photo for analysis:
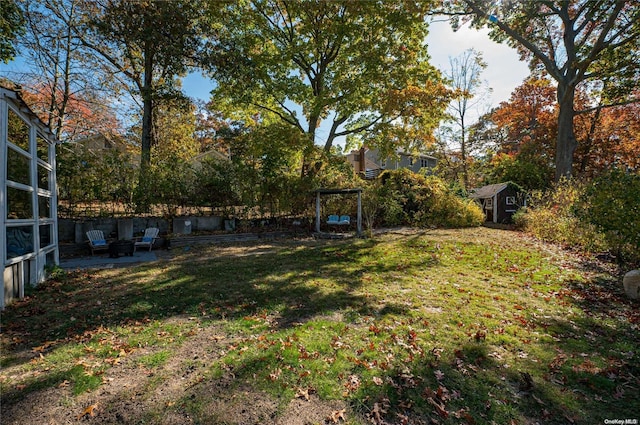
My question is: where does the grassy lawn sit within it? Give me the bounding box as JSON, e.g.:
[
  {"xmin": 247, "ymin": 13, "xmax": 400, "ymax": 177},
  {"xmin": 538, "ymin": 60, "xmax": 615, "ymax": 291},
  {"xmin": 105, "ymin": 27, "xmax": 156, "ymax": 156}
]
[{"xmin": 1, "ymin": 228, "xmax": 638, "ymax": 424}]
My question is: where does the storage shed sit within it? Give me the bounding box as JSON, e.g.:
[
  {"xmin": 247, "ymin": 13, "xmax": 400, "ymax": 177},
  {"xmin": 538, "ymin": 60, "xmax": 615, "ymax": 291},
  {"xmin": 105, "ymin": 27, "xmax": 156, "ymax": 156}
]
[
  {"xmin": 1, "ymin": 86, "xmax": 59, "ymax": 308},
  {"xmin": 469, "ymin": 182, "xmax": 523, "ymax": 224}
]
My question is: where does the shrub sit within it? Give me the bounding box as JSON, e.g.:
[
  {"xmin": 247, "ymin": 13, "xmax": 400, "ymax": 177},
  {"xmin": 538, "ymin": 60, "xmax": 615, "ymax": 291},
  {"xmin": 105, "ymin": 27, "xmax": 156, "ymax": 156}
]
[
  {"xmin": 375, "ymin": 169, "xmax": 483, "ymax": 228},
  {"xmin": 576, "ymin": 169, "xmax": 640, "ymax": 262},
  {"xmin": 515, "ymin": 180, "xmax": 609, "ymax": 254}
]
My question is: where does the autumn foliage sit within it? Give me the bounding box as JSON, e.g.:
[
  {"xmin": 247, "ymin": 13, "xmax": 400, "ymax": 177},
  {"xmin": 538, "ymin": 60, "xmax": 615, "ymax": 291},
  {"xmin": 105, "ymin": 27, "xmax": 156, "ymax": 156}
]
[
  {"xmin": 19, "ymin": 83, "xmax": 120, "ymax": 142},
  {"xmin": 487, "ymin": 78, "xmax": 640, "ymax": 189}
]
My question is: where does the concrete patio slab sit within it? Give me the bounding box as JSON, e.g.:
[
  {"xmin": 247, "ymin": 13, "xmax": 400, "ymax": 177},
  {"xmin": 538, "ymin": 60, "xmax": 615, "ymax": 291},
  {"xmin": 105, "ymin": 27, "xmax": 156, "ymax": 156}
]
[{"xmin": 60, "ymin": 251, "xmax": 158, "ymax": 270}]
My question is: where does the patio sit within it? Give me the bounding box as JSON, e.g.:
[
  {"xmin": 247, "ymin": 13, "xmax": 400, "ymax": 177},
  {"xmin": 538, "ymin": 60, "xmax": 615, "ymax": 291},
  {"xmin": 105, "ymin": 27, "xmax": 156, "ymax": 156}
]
[{"xmin": 59, "ymin": 251, "xmax": 158, "ymax": 270}]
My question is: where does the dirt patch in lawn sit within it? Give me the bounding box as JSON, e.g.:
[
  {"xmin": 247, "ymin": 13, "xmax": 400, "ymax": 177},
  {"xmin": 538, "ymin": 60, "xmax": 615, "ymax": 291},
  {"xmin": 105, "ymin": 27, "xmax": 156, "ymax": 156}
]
[{"xmin": 1, "ymin": 315, "xmax": 347, "ymax": 425}]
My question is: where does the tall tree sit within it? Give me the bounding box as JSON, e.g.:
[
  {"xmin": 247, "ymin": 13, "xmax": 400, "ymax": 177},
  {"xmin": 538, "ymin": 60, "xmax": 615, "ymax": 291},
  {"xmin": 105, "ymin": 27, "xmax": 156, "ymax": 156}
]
[
  {"xmin": 0, "ymin": 0, "xmax": 24, "ymax": 63},
  {"xmin": 16, "ymin": 0, "xmax": 117, "ymax": 141},
  {"xmin": 203, "ymin": 0, "xmax": 450, "ymax": 175},
  {"xmin": 79, "ymin": 0, "xmax": 204, "ymax": 201},
  {"xmin": 442, "ymin": 48, "xmax": 491, "ymax": 188},
  {"xmin": 447, "ymin": 0, "xmax": 640, "ymax": 180},
  {"xmin": 484, "ymin": 77, "xmax": 638, "ymax": 186},
  {"xmin": 573, "ymin": 91, "xmax": 640, "ymax": 176}
]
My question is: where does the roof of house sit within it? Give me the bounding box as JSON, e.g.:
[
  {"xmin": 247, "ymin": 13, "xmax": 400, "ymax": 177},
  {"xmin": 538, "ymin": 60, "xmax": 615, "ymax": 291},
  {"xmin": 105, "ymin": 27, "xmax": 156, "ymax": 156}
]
[
  {"xmin": 395, "ymin": 149, "xmax": 437, "ymax": 160},
  {"xmin": 469, "ymin": 183, "xmax": 509, "ymax": 199},
  {"xmin": 192, "ymin": 149, "xmax": 229, "ymax": 163},
  {"xmin": 350, "ymin": 147, "xmax": 437, "ymax": 161}
]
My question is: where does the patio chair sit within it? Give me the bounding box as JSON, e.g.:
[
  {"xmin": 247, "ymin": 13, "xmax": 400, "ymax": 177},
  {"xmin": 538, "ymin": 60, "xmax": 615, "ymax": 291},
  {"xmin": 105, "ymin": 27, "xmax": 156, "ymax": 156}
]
[
  {"xmin": 86, "ymin": 230, "xmax": 109, "ymax": 256},
  {"xmin": 134, "ymin": 228, "xmax": 159, "ymax": 252}
]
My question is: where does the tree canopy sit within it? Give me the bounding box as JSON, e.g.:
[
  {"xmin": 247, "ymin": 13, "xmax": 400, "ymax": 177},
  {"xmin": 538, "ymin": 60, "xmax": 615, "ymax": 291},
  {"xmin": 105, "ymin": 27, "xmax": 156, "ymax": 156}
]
[
  {"xmin": 447, "ymin": 0, "xmax": 640, "ymax": 180},
  {"xmin": 16, "ymin": 0, "xmax": 120, "ymax": 142},
  {"xmin": 203, "ymin": 0, "xmax": 451, "ymax": 174},
  {"xmin": 0, "ymin": 0, "xmax": 24, "ymax": 63},
  {"xmin": 79, "ymin": 0, "xmax": 204, "ymax": 174}
]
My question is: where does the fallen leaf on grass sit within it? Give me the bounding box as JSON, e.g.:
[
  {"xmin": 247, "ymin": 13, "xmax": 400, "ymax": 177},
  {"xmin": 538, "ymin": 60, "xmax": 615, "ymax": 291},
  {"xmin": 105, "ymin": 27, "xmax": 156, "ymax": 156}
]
[
  {"xmin": 32, "ymin": 340, "xmax": 56, "ymax": 353},
  {"xmin": 327, "ymin": 409, "xmax": 346, "ymax": 423},
  {"xmin": 268, "ymin": 368, "xmax": 281, "ymax": 381},
  {"xmin": 427, "ymin": 396, "xmax": 448, "ymax": 419},
  {"xmin": 474, "ymin": 330, "xmax": 486, "ymax": 341},
  {"xmin": 368, "ymin": 401, "xmax": 388, "ymax": 425},
  {"xmin": 343, "ymin": 374, "xmax": 361, "ymax": 393},
  {"xmin": 104, "ymin": 357, "xmax": 121, "ymax": 365},
  {"xmin": 372, "ymin": 376, "xmax": 384, "ymax": 386},
  {"xmin": 295, "ymin": 387, "xmax": 310, "ymax": 401},
  {"xmin": 77, "ymin": 402, "xmax": 98, "ymax": 419},
  {"xmin": 452, "ymin": 409, "xmax": 476, "ymax": 424}
]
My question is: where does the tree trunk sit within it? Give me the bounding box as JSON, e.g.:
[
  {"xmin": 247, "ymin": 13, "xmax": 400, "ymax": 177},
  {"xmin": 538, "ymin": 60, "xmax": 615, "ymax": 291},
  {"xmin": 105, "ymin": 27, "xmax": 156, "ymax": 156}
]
[
  {"xmin": 578, "ymin": 105, "xmax": 602, "ymax": 175},
  {"xmin": 136, "ymin": 39, "xmax": 154, "ymax": 211},
  {"xmin": 141, "ymin": 46, "xmax": 153, "ymax": 172},
  {"xmin": 555, "ymin": 84, "xmax": 577, "ymax": 181},
  {"xmin": 460, "ymin": 116, "xmax": 468, "ymax": 189}
]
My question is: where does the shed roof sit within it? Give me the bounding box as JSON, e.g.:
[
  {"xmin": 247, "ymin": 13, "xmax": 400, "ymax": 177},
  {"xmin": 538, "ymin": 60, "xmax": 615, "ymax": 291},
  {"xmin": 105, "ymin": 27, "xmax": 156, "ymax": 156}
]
[{"xmin": 469, "ymin": 183, "xmax": 508, "ymax": 199}]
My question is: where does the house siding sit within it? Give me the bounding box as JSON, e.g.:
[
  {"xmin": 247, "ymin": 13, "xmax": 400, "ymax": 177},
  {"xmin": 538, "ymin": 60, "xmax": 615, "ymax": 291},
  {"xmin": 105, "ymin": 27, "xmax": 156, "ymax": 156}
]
[
  {"xmin": 347, "ymin": 148, "xmax": 437, "ymax": 178},
  {"xmin": 471, "ymin": 183, "xmax": 522, "ymax": 224}
]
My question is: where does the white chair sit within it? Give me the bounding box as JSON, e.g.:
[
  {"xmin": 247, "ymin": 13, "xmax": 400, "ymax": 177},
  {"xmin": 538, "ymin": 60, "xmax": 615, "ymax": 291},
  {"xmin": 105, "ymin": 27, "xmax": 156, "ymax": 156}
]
[
  {"xmin": 134, "ymin": 228, "xmax": 159, "ymax": 252},
  {"xmin": 86, "ymin": 230, "xmax": 109, "ymax": 256}
]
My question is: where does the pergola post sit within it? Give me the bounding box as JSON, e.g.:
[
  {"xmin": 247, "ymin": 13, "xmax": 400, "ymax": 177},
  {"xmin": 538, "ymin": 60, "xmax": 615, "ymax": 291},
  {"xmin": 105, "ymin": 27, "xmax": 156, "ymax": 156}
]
[
  {"xmin": 315, "ymin": 191, "xmax": 321, "ymax": 233},
  {"xmin": 357, "ymin": 191, "xmax": 362, "ymax": 236}
]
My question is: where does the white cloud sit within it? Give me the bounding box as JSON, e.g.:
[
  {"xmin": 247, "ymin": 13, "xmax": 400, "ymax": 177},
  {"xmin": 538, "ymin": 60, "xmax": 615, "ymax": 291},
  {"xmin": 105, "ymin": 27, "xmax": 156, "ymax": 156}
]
[{"xmin": 427, "ymin": 19, "xmax": 531, "ymax": 111}]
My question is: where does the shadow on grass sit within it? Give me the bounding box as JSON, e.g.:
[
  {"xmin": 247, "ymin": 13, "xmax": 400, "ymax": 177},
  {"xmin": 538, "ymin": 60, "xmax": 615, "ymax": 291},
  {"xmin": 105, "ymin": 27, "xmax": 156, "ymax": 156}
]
[
  {"xmin": 0, "ymin": 238, "xmax": 438, "ymax": 403},
  {"xmin": 5, "ymin": 233, "xmax": 637, "ymax": 424},
  {"xmin": 521, "ymin": 274, "xmax": 640, "ymax": 423}
]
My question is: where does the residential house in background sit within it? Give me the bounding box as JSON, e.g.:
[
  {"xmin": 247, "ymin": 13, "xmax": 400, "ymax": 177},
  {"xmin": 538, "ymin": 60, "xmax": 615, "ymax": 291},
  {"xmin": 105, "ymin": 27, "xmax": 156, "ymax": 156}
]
[
  {"xmin": 1, "ymin": 85, "xmax": 59, "ymax": 308},
  {"xmin": 71, "ymin": 133, "xmax": 130, "ymax": 153},
  {"xmin": 190, "ymin": 148, "xmax": 230, "ymax": 168},
  {"xmin": 346, "ymin": 147, "xmax": 437, "ymax": 179}
]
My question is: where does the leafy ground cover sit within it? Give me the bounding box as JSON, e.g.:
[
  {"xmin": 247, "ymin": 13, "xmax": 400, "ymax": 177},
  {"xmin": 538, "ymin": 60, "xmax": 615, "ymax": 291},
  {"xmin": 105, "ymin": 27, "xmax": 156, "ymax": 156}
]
[{"xmin": 1, "ymin": 228, "xmax": 638, "ymax": 424}]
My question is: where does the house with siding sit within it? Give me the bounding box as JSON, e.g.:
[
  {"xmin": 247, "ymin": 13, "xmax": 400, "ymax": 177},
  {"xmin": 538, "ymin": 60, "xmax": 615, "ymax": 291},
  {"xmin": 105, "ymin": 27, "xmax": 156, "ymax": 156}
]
[{"xmin": 346, "ymin": 147, "xmax": 437, "ymax": 179}]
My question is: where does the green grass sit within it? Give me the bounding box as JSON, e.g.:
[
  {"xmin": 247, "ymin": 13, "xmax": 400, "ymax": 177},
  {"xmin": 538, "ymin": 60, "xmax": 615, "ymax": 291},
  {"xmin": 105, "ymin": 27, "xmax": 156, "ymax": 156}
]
[{"xmin": 1, "ymin": 228, "xmax": 638, "ymax": 424}]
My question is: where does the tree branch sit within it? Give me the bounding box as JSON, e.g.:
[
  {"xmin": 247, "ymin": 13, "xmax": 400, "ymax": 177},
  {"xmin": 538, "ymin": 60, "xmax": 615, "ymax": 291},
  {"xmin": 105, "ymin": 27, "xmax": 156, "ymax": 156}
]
[{"xmin": 575, "ymin": 97, "xmax": 640, "ymax": 115}]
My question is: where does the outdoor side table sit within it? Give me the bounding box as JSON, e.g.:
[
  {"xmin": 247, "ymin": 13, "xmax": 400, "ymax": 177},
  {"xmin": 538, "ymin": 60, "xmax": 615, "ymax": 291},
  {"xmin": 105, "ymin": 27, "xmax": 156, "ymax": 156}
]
[{"xmin": 109, "ymin": 240, "xmax": 134, "ymax": 258}]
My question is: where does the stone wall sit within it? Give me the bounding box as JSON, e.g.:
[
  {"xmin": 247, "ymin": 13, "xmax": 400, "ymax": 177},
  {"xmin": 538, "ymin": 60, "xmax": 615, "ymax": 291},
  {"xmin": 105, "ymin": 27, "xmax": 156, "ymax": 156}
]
[{"xmin": 59, "ymin": 216, "xmax": 223, "ymax": 243}]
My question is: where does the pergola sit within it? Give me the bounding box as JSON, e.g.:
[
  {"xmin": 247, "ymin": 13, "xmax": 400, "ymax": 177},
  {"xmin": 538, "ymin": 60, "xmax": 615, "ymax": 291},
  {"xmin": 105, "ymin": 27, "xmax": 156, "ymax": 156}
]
[
  {"xmin": 1, "ymin": 86, "xmax": 59, "ymax": 308},
  {"xmin": 314, "ymin": 188, "xmax": 363, "ymax": 236}
]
